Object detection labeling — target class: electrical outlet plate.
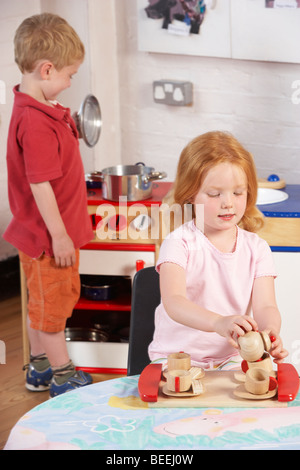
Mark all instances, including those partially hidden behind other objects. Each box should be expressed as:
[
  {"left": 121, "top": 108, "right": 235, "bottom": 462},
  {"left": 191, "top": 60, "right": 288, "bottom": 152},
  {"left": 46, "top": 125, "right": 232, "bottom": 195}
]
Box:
[{"left": 153, "top": 80, "right": 193, "bottom": 106}]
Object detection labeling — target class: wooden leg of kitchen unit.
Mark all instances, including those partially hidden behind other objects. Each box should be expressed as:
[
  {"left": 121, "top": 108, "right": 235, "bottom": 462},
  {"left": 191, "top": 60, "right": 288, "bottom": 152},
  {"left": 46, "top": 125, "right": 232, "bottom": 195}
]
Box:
[
  {"left": 20, "top": 263, "right": 30, "bottom": 370},
  {"left": 155, "top": 243, "right": 160, "bottom": 263}
]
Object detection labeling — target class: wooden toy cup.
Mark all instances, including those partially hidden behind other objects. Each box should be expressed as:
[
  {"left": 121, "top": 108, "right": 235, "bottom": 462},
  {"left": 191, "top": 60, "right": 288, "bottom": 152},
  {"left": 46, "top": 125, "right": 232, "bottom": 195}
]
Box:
[
  {"left": 167, "top": 370, "right": 192, "bottom": 392},
  {"left": 245, "top": 368, "right": 277, "bottom": 395},
  {"left": 247, "top": 352, "right": 273, "bottom": 373},
  {"left": 167, "top": 352, "right": 191, "bottom": 371}
]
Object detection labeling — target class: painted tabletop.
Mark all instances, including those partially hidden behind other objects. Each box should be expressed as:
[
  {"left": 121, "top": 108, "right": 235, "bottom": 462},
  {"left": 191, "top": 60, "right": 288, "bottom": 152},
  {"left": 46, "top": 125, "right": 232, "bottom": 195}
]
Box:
[{"left": 4, "top": 375, "right": 300, "bottom": 451}]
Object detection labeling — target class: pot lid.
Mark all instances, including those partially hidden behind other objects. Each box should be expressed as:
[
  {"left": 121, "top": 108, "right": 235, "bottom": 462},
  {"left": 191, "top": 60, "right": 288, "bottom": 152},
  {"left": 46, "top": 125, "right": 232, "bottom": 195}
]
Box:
[{"left": 75, "top": 94, "right": 102, "bottom": 148}]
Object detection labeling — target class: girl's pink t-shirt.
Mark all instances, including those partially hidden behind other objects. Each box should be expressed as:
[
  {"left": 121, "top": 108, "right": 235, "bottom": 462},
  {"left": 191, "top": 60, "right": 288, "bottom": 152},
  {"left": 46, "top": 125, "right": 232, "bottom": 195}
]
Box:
[{"left": 148, "top": 220, "right": 277, "bottom": 368}]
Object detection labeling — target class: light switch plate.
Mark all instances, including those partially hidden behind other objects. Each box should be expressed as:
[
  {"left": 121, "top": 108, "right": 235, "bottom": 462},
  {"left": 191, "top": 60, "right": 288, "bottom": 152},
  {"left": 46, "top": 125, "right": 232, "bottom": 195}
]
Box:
[{"left": 153, "top": 80, "right": 193, "bottom": 106}]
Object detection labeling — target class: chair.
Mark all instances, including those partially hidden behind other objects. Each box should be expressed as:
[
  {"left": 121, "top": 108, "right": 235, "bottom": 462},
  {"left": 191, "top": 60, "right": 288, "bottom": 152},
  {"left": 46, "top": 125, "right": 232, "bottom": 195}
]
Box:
[{"left": 127, "top": 266, "right": 161, "bottom": 376}]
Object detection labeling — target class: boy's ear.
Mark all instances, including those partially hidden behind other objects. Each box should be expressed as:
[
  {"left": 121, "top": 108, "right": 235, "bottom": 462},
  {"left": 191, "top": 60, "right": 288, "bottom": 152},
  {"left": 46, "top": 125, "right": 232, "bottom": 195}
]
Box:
[{"left": 39, "top": 61, "right": 54, "bottom": 80}]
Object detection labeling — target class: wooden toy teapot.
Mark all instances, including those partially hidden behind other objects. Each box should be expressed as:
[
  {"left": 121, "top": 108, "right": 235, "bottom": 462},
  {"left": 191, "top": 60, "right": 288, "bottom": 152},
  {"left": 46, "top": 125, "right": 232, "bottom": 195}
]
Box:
[{"left": 238, "top": 330, "right": 274, "bottom": 362}]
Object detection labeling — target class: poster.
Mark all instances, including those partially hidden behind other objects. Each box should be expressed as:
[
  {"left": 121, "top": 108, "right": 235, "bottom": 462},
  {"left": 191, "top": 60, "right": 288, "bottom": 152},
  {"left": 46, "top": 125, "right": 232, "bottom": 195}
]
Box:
[
  {"left": 144, "top": 0, "right": 211, "bottom": 36},
  {"left": 138, "top": 0, "right": 231, "bottom": 58},
  {"left": 265, "top": 0, "right": 300, "bottom": 7},
  {"left": 138, "top": 0, "right": 300, "bottom": 63}
]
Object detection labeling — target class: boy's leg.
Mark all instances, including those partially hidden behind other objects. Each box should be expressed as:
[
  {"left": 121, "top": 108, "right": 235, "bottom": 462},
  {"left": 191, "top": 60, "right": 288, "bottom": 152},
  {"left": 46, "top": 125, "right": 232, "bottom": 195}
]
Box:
[
  {"left": 24, "top": 322, "right": 53, "bottom": 391},
  {"left": 33, "top": 329, "right": 70, "bottom": 367},
  {"left": 20, "top": 250, "right": 92, "bottom": 396}
]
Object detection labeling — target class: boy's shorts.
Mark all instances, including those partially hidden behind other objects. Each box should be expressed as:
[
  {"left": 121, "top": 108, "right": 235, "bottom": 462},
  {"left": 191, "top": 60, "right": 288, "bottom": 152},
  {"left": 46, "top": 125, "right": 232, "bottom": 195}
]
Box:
[{"left": 19, "top": 250, "right": 81, "bottom": 333}]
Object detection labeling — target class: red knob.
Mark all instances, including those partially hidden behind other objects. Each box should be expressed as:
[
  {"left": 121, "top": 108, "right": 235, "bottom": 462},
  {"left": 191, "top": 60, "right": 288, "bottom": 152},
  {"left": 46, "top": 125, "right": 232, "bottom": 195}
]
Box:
[{"left": 136, "top": 260, "right": 145, "bottom": 271}]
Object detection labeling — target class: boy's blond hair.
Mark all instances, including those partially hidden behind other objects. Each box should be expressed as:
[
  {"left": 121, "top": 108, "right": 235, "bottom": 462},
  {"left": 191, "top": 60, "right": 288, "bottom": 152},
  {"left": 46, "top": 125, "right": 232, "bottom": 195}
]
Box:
[{"left": 14, "top": 13, "right": 85, "bottom": 73}]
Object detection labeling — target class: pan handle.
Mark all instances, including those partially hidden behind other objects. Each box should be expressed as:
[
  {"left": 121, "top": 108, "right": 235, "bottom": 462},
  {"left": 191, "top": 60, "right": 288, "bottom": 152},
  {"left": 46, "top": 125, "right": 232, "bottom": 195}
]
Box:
[
  {"left": 143, "top": 171, "right": 167, "bottom": 183},
  {"left": 86, "top": 171, "right": 104, "bottom": 182}
]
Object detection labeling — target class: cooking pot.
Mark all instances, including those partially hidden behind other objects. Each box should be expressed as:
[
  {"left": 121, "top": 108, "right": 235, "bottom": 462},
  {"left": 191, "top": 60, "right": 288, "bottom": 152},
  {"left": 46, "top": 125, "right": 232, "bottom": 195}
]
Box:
[
  {"left": 87, "top": 163, "right": 167, "bottom": 201},
  {"left": 81, "top": 275, "right": 119, "bottom": 301},
  {"left": 65, "top": 327, "right": 108, "bottom": 343}
]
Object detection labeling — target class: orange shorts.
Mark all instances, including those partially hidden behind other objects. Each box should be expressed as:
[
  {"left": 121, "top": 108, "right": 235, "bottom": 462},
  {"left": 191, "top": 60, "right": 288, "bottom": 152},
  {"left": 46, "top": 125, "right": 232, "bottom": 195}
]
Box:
[{"left": 19, "top": 250, "right": 80, "bottom": 333}]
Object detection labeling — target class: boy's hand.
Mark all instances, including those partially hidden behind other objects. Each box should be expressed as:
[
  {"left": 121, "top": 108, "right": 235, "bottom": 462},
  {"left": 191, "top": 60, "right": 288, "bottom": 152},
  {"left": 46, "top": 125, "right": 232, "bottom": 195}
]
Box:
[
  {"left": 214, "top": 315, "right": 258, "bottom": 348},
  {"left": 52, "top": 233, "right": 76, "bottom": 267}
]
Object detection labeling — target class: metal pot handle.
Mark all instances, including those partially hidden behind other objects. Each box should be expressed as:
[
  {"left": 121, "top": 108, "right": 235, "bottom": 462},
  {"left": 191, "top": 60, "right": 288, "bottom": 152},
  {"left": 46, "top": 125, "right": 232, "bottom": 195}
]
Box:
[
  {"left": 86, "top": 171, "right": 104, "bottom": 181},
  {"left": 143, "top": 171, "right": 167, "bottom": 183}
]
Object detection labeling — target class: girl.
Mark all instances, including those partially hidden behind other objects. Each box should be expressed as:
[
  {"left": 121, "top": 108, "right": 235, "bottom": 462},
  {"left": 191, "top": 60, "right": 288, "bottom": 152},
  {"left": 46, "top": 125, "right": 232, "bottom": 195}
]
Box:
[{"left": 148, "top": 131, "right": 288, "bottom": 370}]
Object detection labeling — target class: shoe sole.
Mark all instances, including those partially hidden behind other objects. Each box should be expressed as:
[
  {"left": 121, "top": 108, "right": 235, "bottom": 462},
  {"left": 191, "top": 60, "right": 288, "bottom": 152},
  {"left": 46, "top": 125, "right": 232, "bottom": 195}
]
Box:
[{"left": 25, "top": 383, "right": 50, "bottom": 392}]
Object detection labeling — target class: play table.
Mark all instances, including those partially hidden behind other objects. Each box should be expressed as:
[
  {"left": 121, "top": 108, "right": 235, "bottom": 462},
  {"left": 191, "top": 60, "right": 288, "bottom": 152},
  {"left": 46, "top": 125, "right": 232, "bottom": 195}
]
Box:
[{"left": 4, "top": 370, "right": 300, "bottom": 451}]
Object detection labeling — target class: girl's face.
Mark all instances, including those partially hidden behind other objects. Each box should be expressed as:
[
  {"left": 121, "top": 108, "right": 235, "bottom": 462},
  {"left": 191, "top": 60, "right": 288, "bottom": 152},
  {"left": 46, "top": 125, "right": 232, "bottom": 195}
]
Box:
[{"left": 193, "top": 162, "right": 248, "bottom": 235}]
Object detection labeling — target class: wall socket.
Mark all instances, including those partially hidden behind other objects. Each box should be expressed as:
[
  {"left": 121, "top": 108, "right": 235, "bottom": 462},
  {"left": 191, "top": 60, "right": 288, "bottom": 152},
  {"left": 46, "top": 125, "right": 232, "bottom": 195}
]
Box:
[{"left": 153, "top": 80, "right": 193, "bottom": 106}]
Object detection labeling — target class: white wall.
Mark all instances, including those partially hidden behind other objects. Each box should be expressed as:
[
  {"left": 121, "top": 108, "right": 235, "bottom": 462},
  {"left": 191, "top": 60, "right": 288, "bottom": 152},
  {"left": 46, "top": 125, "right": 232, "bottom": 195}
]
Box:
[
  {"left": 0, "top": 0, "right": 41, "bottom": 260},
  {"left": 1, "top": 0, "right": 300, "bottom": 260},
  {"left": 116, "top": 1, "right": 300, "bottom": 183}
]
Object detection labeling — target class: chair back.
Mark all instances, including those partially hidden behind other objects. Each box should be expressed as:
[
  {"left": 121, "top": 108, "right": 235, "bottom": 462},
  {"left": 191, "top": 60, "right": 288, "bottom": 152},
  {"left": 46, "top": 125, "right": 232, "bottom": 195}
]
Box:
[{"left": 127, "top": 266, "right": 160, "bottom": 376}]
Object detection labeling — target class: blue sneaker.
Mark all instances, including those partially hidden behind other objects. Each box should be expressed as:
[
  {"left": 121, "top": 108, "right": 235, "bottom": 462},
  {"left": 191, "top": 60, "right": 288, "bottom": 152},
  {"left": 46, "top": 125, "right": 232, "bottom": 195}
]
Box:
[
  {"left": 24, "top": 363, "right": 53, "bottom": 391},
  {"left": 49, "top": 370, "right": 92, "bottom": 398}
]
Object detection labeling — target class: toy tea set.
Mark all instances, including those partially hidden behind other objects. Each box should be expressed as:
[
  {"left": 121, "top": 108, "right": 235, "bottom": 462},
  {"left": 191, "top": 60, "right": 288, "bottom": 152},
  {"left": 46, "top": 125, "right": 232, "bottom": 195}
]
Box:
[{"left": 138, "top": 331, "right": 299, "bottom": 408}]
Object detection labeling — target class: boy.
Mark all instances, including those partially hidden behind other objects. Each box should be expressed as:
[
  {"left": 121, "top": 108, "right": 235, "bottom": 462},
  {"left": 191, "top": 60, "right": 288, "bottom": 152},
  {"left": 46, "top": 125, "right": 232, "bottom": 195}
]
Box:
[{"left": 3, "top": 13, "right": 94, "bottom": 397}]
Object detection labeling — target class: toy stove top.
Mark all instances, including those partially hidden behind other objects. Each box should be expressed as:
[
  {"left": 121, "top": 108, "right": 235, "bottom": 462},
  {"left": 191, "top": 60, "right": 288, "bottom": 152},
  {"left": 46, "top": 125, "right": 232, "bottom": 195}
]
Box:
[
  {"left": 87, "top": 182, "right": 173, "bottom": 206},
  {"left": 86, "top": 182, "right": 173, "bottom": 246}
]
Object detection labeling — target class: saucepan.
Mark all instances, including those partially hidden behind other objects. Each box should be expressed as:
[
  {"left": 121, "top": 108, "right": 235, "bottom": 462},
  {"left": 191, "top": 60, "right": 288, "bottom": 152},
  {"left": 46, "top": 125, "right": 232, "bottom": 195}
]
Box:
[
  {"left": 80, "top": 275, "right": 119, "bottom": 301},
  {"left": 87, "top": 163, "right": 167, "bottom": 201},
  {"left": 65, "top": 327, "right": 108, "bottom": 343}
]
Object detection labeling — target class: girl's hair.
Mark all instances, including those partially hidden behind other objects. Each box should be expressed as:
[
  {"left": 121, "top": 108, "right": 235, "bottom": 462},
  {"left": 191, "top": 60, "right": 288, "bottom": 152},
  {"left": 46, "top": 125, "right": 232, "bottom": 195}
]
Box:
[
  {"left": 173, "top": 131, "right": 264, "bottom": 232},
  {"left": 14, "top": 13, "right": 85, "bottom": 73}
]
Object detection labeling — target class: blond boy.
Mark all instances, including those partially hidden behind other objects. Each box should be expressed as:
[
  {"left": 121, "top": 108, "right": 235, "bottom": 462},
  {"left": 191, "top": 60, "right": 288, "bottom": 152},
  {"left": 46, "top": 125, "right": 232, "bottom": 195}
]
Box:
[{"left": 4, "top": 13, "right": 94, "bottom": 397}]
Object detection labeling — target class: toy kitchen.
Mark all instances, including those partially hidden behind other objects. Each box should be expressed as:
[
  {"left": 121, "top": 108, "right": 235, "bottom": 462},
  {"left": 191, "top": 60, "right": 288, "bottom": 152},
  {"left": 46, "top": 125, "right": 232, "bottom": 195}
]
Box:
[
  {"left": 65, "top": 171, "right": 172, "bottom": 374},
  {"left": 20, "top": 96, "right": 300, "bottom": 376}
]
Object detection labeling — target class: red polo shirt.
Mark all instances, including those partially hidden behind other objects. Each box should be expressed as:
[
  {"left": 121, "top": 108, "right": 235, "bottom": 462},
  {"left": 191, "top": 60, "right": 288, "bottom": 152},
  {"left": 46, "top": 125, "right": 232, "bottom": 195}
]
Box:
[{"left": 3, "top": 86, "right": 93, "bottom": 257}]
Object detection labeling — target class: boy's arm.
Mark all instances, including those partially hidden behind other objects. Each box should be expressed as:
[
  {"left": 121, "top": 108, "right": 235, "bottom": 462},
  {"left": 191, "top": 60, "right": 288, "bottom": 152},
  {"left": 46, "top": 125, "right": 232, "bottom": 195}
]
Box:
[{"left": 30, "top": 181, "right": 76, "bottom": 267}]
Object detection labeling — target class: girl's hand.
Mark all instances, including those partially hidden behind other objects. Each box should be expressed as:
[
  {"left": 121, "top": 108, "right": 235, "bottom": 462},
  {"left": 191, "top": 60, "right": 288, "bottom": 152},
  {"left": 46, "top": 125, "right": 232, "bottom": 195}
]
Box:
[
  {"left": 263, "top": 330, "right": 289, "bottom": 363},
  {"left": 214, "top": 315, "right": 258, "bottom": 348}
]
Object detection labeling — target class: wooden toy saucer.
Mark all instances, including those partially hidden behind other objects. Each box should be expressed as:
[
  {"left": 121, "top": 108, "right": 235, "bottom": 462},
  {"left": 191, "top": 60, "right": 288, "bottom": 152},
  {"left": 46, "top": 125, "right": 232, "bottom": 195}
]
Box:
[
  {"left": 162, "top": 366, "right": 205, "bottom": 380},
  {"left": 234, "top": 384, "right": 277, "bottom": 400},
  {"left": 162, "top": 380, "right": 204, "bottom": 398}
]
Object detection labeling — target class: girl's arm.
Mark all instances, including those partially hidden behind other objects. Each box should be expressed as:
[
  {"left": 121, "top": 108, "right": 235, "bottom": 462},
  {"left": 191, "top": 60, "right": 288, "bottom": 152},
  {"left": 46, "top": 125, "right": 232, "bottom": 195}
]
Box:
[
  {"left": 160, "top": 262, "right": 257, "bottom": 347},
  {"left": 30, "top": 181, "right": 76, "bottom": 267},
  {"left": 252, "top": 276, "right": 288, "bottom": 362}
]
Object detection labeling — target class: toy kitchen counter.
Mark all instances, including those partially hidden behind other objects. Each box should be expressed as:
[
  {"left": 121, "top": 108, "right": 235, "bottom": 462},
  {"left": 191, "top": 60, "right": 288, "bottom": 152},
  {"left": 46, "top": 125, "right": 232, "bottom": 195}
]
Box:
[
  {"left": 257, "top": 184, "right": 300, "bottom": 248},
  {"left": 256, "top": 184, "right": 300, "bottom": 375}
]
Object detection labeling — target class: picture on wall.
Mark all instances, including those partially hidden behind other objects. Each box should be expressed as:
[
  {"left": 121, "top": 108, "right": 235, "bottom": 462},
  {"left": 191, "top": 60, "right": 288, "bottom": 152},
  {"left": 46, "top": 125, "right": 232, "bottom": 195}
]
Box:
[
  {"left": 137, "top": 0, "right": 231, "bottom": 58},
  {"left": 144, "top": 0, "right": 208, "bottom": 36},
  {"left": 265, "top": 0, "right": 300, "bottom": 7},
  {"left": 138, "top": 0, "right": 300, "bottom": 63}
]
